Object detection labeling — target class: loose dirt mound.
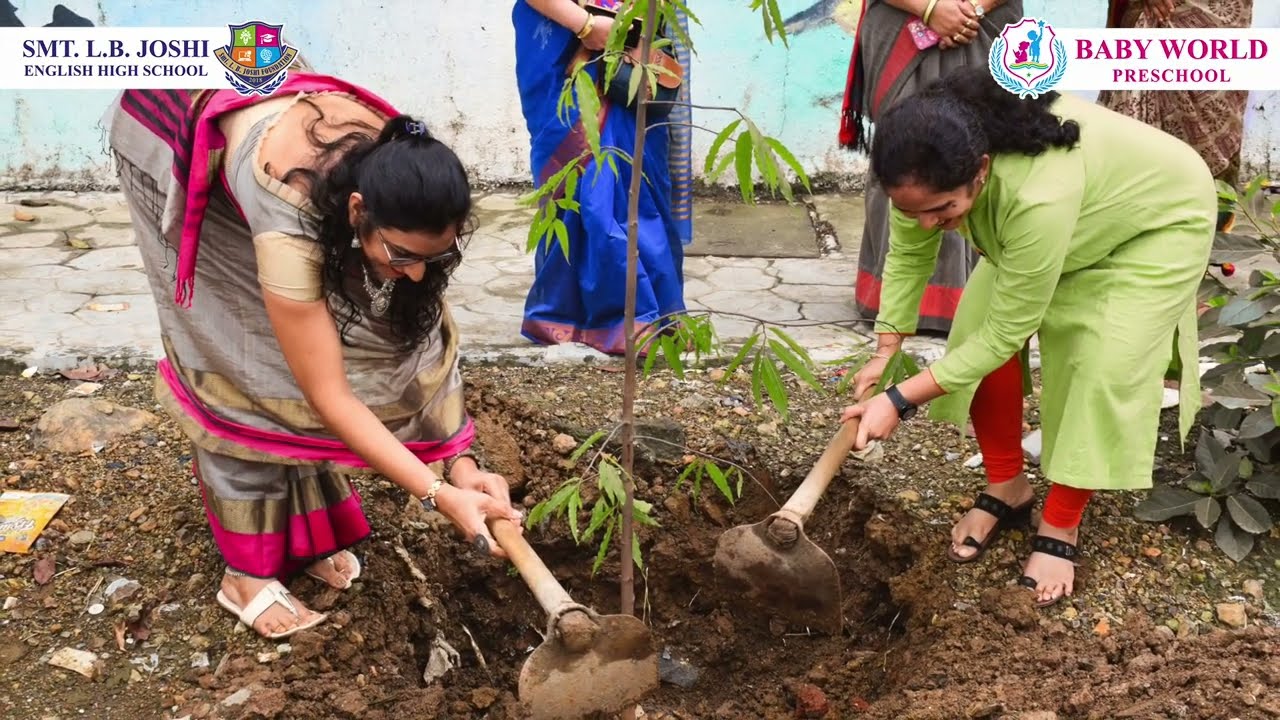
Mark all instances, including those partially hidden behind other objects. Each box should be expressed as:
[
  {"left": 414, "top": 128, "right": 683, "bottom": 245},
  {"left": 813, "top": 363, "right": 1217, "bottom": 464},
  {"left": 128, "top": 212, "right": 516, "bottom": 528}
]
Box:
[{"left": 0, "top": 367, "right": 1276, "bottom": 720}]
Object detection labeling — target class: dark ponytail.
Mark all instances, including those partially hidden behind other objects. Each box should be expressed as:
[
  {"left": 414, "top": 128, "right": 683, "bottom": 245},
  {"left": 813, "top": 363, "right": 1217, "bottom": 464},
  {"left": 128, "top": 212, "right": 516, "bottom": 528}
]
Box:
[
  {"left": 281, "top": 108, "right": 472, "bottom": 352},
  {"left": 871, "top": 66, "right": 1080, "bottom": 192}
]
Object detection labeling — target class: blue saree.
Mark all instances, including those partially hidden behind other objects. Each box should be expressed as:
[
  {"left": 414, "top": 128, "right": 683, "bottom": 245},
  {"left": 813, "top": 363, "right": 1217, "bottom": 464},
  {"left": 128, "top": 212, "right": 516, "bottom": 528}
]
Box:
[{"left": 512, "top": 0, "right": 688, "bottom": 355}]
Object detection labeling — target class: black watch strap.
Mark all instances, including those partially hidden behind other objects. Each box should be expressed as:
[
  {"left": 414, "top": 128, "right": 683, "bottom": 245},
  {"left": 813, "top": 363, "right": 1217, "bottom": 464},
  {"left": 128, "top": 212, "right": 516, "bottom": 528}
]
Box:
[{"left": 885, "top": 385, "right": 917, "bottom": 420}]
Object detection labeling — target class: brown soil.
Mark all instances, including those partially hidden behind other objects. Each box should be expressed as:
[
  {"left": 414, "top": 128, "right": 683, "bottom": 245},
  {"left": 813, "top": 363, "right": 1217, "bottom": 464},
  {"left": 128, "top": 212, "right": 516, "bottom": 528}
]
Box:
[{"left": 0, "top": 363, "right": 1277, "bottom": 720}]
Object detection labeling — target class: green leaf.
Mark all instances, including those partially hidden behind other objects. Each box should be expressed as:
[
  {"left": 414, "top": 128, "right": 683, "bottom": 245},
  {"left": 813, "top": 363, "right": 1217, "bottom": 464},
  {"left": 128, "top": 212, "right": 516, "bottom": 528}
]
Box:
[
  {"left": 674, "top": 459, "right": 699, "bottom": 491},
  {"left": 763, "top": 137, "right": 811, "bottom": 194},
  {"left": 705, "top": 462, "right": 734, "bottom": 505},
  {"left": 722, "top": 333, "right": 760, "bottom": 380},
  {"left": 733, "top": 132, "right": 755, "bottom": 204},
  {"left": 627, "top": 58, "right": 644, "bottom": 104},
  {"left": 553, "top": 219, "right": 570, "bottom": 260},
  {"left": 592, "top": 517, "right": 616, "bottom": 576},
  {"left": 573, "top": 71, "right": 602, "bottom": 159},
  {"left": 1194, "top": 431, "right": 1226, "bottom": 475},
  {"left": 547, "top": 481, "right": 580, "bottom": 514},
  {"left": 704, "top": 120, "right": 742, "bottom": 176},
  {"left": 567, "top": 490, "right": 582, "bottom": 542},
  {"left": 1207, "top": 378, "right": 1271, "bottom": 409},
  {"left": 1215, "top": 516, "right": 1255, "bottom": 562},
  {"left": 599, "top": 460, "right": 624, "bottom": 504},
  {"left": 1209, "top": 451, "right": 1243, "bottom": 494},
  {"left": 1216, "top": 296, "right": 1265, "bottom": 327},
  {"left": 569, "top": 430, "right": 607, "bottom": 463},
  {"left": 584, "top": 497, "right": 610, "bottom": 541},
  {"left": 750, "top": 351, "right": 765, "bottom": 408},
  {"left": 526, "top": 500, "right": 550, "bottom": 529},
  {"left": 759, "top": 356, "right": 790, "bottom": 420},
  {"left": 1243, "top": 175, "right": 1266, "bottom": 204},
  {"left": 767, "top": 339, "right": 823, "bottom": 394},
  {"left": 1194, "top": 496, "right": 1221, "bottom": 530},
  {"left": 1245, "top": 472, "right": 1280, "bottom": 499},
  {"left": 631, "top": 532, "right": 644, "bottom": 570},
  {"left": 1225, "top": 493, "right": 1273, "bottom": 534},
  {"left": 1134, "top": 485, "right": 1201, "bottom": 522},
  {"left": 660, "top": 335, "right": 686, "bottom": 379},
  {"left": 770, "top": 327, "right": 815, "bottom": 367},
  {"left": 766, "top": 0, "right": 789, "bottom": 47}
]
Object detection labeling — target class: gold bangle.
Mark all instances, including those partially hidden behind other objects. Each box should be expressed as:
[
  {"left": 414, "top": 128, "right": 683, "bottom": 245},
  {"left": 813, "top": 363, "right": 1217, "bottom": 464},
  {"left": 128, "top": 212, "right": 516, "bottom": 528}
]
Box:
[
  {"left": 922, "top": 0, "right": 940, "bottom": 25},
  {"left": 575, "top": 13, "right": 595, "bottom": 40}
]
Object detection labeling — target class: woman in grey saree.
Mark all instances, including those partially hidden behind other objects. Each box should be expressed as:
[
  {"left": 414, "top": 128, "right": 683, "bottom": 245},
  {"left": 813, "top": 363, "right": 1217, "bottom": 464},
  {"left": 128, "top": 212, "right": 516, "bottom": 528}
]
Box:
[{"left": 840, "top": 0, "right": 1023, "bottom": 333}]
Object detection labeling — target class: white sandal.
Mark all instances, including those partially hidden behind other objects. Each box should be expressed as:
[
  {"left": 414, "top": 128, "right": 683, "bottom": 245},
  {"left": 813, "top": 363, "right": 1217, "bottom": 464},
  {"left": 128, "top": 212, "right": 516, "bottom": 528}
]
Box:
[
  {"left": 304, "top": 550, "right": 362, "bottom": 590},
  {"left": 215, "top": 579, "right": 328, "bottom": 639}
]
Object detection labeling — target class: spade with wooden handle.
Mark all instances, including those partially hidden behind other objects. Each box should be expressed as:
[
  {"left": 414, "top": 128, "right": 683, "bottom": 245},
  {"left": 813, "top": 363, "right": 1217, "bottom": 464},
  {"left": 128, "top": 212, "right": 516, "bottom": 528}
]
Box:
[
  {"left": 479, "top": 518, "right": 659, "bottom": 720},
  {"left": 711, "top": 417, "right": 860, "bottom": 635}
]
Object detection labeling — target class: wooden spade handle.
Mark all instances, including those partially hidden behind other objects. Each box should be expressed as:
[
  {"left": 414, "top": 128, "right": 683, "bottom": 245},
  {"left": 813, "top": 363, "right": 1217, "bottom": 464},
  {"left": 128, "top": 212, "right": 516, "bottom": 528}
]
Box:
[
  {"left": 776, "top": 418, "right": 860, "bottom": 523},
  {"left": 488, "top": 518, "right": 574, "bottom": 616}
]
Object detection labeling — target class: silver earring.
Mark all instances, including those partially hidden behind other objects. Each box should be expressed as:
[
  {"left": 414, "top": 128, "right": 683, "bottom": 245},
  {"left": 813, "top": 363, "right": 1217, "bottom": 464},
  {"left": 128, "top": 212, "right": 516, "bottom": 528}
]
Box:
[{"left": 350, "top": 235, "right": 360, "bottom": 249}]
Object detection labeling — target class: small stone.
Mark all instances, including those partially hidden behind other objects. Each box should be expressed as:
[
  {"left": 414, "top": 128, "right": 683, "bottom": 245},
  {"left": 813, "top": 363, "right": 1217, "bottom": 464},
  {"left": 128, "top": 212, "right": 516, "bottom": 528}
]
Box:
[
  {"left": 47, "top": 648, "right": 101, "bottom": 679},
  {"left": 787, "top": 682, "right": 829, "bottom": 718},
  {"left": 896, "top": 490, "right": 922, "bottom": 504},
  {"left": 470, "top": 687, "right": 499, "bottom": 710},
  {"left": 966, "top": 702, "right": 1003, "bottom": 718},
  {"left": 1092, "top": 618, "right": 1111, "bottom": 637},
  {"left": 944, "top": 451, "right": 961, "bottom": 462},
  {"left": 1021, "top": 429, "right": 1042, "bottom": 464},
  {"left": 127, "top": 507, "right": 146, "bottom": 522},
  {"left": 708, "top": 368, "right": 726, "bottom": 381},
  {"left": 1142, "top": 547, "right": 1162, "bottom": 558},
  {"left": 1061, "top": 607, "right": 1078, "bottom": 621},
  {"left": 139, "top": 520, "right": 157, "bottom": 533},
  {"left": 1020, "top": 713, "right": 1059, "bottom": 720},
  {"left": 1215, "top": 602, "right": 1247, "bottom": 628},
  {"left": 551, "top": 434, "right": 577, "bottom": 455},
  {"left": 68, "top": 530, "right": 95, "bottom": 545},
  {"left": 1242, "top": 579, "right": 1264, "bottom": 602},
  {"left": 221, "top": 688, "right": 252, "bottom": 707},
  {"left": 964, "top": 453, "right": 984, "bottom": 469}
]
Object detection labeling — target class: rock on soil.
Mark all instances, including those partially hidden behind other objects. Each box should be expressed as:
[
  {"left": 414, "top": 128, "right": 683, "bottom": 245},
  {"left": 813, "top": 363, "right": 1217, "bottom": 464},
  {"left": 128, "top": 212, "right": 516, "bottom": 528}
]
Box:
[{"left": 34, "top": 398, "right": 156, "bottom": 452}]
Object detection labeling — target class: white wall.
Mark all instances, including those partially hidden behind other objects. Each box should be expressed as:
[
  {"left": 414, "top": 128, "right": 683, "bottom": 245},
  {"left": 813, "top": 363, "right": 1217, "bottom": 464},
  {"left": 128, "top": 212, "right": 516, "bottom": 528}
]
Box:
[{"left": 0, "top": 0, "right": 1273, "bottom": 189}]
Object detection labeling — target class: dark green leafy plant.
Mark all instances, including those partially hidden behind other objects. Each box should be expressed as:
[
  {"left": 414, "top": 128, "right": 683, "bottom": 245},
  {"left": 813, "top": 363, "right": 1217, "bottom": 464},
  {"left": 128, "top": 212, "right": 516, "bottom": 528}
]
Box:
[
  {"left": 1135, "top": 432, "right": 1279, "bottom": 561},
  {"left": 1135, "top": 174, "right": 1280, "bottom": 560}
]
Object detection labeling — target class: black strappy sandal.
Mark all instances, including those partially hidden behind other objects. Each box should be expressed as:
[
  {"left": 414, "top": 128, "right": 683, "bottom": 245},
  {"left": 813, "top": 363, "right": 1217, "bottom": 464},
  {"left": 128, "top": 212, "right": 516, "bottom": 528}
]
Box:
[
  {"left": 1018, "top": 534, "right": 1079, "bottom": 608},
  {"left": 946, "top": 492, "right": 1035, "bottom": 564}
]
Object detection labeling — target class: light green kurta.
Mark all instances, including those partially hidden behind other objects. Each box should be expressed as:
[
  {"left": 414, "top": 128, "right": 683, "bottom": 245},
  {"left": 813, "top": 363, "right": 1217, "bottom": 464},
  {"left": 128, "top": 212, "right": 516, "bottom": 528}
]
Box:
[{"left": 877, "top": 92, "right": 1216, "bottom": 490}]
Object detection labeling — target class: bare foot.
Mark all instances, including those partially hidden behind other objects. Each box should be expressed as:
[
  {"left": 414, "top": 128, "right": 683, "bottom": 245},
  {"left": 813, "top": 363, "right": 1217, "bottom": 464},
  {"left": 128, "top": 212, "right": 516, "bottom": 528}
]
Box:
[
  {"left": 220, "top": 573, "right": 323, "bottom": 637},
  {"left": 1021, "top": 522, "right": 1078, "bottom": 606},
  {"left": 949, "top": 473, "right": 1035, "bottom": 561},
  {"left": 306, "top": 551, "right": 359, "bottom": 590}
]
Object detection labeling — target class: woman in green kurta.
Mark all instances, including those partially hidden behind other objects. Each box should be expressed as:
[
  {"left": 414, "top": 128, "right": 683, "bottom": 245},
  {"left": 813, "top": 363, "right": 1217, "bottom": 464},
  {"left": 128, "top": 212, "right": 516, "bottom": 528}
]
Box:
[{"left": 842, "top": 67, "right": 1214, "bottom": 606}]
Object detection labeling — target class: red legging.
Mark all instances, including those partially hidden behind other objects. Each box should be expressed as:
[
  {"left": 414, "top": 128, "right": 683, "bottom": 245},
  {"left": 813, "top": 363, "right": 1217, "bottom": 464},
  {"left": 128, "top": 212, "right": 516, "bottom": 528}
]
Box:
[{"left": 970, "top": 356, "right": 1093, "bottom": 530}]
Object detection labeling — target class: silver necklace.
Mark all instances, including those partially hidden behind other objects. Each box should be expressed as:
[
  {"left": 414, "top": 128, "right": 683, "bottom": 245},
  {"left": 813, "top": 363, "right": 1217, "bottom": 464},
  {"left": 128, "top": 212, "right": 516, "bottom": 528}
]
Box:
[{"left": 361, "top": 264, "right": 395, "bottom": 318}]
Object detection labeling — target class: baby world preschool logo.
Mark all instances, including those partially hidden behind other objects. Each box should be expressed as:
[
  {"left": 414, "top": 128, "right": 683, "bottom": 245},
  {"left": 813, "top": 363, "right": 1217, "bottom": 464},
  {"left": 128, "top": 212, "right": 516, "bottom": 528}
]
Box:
[
  {"left": 212, "top": 21, "right": 298, "bottom": 96},
  {"left": 989, "top": 18, "right": 1067, "bottom": 98}
]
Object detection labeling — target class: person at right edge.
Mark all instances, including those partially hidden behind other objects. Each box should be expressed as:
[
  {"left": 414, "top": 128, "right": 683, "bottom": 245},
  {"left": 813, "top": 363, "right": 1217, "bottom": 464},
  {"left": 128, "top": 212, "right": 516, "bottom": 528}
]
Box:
[
  {"left": 840, "top": 0, "right": 1023, "bottom": 334},
  {"left": 841, "top": 67, "right": 1214, "bottom": 608}
]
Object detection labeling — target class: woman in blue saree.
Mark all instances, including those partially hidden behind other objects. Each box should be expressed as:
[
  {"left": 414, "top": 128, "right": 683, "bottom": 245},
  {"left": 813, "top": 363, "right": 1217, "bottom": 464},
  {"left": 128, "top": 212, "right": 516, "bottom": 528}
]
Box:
[{"left": 512, "top": 0, "right": 688, "bottom": 355}]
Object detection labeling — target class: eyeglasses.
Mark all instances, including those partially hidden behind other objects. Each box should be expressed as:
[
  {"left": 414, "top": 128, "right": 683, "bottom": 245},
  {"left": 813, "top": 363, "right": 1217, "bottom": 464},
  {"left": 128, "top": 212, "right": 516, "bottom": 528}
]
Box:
[{"left": 376, "top": 227, "right": 463, "bottom": 267}]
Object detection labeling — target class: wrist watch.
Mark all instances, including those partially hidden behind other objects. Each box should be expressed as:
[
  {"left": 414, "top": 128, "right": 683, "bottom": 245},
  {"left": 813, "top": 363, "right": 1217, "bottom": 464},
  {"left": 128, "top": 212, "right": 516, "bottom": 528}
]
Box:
[
  {"left": 885, "top": 385, "right": 918, "bottom": 421},
  {"left": 418, "top": 478, "right": 444, "bottom": 512},
  {"left": 969, "top": 0, "right": 985, "bottom": 19}
]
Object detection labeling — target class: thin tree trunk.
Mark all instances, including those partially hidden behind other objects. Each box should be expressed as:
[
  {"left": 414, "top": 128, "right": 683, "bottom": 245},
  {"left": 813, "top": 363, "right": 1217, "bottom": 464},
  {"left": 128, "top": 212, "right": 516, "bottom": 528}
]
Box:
[{"left": 620, "top": 0, "right": 660, "bottom": 621}]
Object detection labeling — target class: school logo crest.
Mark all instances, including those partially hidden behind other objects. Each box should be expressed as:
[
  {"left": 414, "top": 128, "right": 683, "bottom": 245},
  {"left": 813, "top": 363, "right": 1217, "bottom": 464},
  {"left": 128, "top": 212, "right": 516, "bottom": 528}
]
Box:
[
  {"left": 213, "top": 21, "right": 299, "bottom": 96},
  {"left": 989, "top": 18, "right": 1067, "bottom": 98}
]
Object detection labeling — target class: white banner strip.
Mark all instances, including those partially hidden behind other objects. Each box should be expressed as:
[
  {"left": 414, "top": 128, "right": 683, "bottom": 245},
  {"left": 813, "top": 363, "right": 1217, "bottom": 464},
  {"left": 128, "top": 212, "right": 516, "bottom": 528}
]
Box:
[
  {"left": 0, "top": 27, "right": 293, "bottom": 91},
  {"left": 1051, "top": 28, "right": 1280, "bottom": 91}
]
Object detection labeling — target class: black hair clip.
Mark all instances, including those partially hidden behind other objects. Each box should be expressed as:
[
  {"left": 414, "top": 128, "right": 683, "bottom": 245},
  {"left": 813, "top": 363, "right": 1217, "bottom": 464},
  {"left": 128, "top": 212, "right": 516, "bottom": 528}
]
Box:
[{"left": 404, "top": 120, "right": 428, "bottom": 137}]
